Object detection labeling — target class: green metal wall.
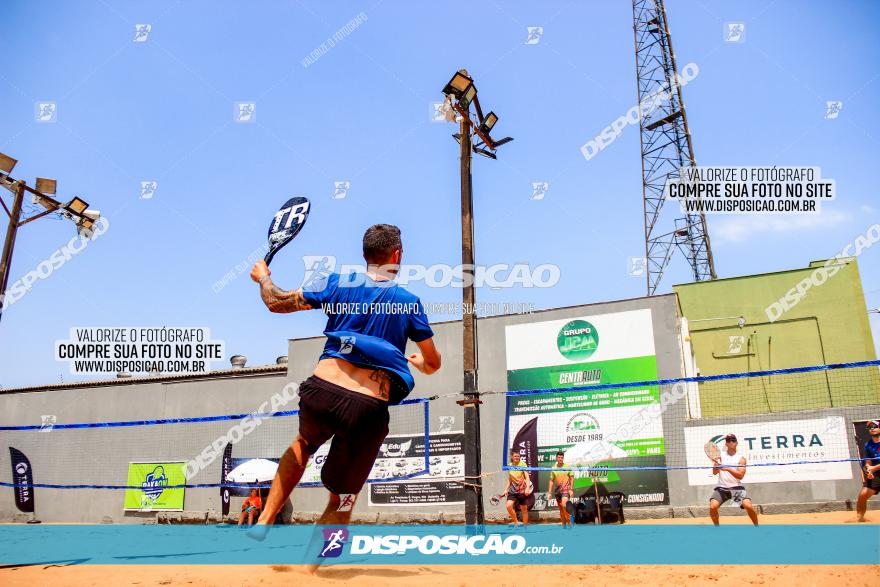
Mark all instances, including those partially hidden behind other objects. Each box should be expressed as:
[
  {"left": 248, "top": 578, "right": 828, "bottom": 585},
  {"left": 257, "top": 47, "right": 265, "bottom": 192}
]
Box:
[{"left": 674, "top": 258, "right": 880, "bottom": 417}]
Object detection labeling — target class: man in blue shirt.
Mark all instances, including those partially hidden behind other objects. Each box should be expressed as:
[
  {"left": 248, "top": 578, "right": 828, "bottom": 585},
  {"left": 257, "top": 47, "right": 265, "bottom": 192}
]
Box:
[
  {"left": 856, "top": 419, "right": 880, "bottom": 522},
  {"left": 248, "top": 224, "right": 441, "bottom": 530}
]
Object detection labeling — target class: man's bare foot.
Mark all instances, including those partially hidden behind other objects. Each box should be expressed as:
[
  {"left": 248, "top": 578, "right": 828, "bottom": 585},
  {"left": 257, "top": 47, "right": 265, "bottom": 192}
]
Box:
[
  {"left": 845, "top": 516, "right": 868, "bottom": 523},
  {"left": 246, "top": 523, "right": 271, "bottom": 541}
]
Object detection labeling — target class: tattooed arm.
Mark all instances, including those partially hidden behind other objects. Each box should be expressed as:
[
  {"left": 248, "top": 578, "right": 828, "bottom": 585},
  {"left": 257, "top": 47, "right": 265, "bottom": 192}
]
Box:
[
  {"left": 259, "top": 277, "right": 313, "bottom": 314},
  {"left": 251, "top": 260, "right": 314, "bottom": 314}
]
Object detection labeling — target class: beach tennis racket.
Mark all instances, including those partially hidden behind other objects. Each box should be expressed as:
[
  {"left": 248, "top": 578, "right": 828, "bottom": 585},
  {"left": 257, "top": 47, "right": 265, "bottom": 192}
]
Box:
[
  {"left": 704, "top": 441, "right": 721, "bottom": 463},
  {"left": 264, "top": 196, "right": 310, "bottom": 266},
  {"left": 489, "top": 493, "right": 507, "bottom": 506}
]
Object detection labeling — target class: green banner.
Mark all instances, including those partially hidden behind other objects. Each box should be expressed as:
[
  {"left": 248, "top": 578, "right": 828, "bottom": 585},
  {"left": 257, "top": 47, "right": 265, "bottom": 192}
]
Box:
[
  {"left": 507, "top": 355, "right": 659, "bottom": 393},
  {"left": 123, "top": 462, "right": 186, "bottom": 511},
  {"left": 508, "top": 383, "right": 661, "bottom": 416},
  {"left": 505, "top": 311, "right": 670, "bottom": 506}
]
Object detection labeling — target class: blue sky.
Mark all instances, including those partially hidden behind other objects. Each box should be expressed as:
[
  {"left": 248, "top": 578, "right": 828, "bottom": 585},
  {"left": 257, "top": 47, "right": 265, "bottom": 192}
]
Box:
[{"left": 1, "top": 0, "right": 878, "bottom": 389}]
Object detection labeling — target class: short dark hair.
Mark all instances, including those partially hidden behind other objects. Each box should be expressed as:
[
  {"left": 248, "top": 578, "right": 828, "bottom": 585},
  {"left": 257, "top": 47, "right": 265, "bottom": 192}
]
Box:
[
  {"left": 510, "top": 449, "right": 520, "bottom": 457},
  {"left": 556, "top": 451, "right": 565, "bottom": 457},
  {"left": 363, "top": 224, "right": 402, "bottom": 264}
]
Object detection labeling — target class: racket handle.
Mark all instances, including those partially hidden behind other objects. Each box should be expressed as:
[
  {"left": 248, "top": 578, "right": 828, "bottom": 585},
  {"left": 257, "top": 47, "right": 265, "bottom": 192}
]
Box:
[{"left": 263, "top": 249, "right": 276, "bottom": 266}]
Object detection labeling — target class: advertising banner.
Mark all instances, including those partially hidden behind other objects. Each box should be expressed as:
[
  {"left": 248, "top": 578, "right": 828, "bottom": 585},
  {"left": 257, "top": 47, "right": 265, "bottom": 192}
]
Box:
[
  {"left": 123, "top": 462, "right": 186, "bottom": 511},
  {"left": 221, "top": 443, "right": 232, "bottom": 516},
  {"left": 368, "top": 432, "right": 464, "bottom": 506},
  {"left": 683, "top": 417, "right": 852, "bottom": 485},
  {"left": 8, "top": 447, "right": 35, "bottom": 513},
  {"left": 505, "top": 309, "right": 670, "bottom": 506}
]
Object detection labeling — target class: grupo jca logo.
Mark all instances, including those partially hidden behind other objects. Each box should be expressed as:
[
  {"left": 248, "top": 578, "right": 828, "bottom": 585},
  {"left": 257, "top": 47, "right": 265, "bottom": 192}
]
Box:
[
  {"left": 566, "top": 413, "right": 601, "bottom": 444},
  {"left": 567, "top": 413, "right": 599, "bottom": 433},
  {"left": 557, "top": 319, "right": 598, "bottom": 361}
]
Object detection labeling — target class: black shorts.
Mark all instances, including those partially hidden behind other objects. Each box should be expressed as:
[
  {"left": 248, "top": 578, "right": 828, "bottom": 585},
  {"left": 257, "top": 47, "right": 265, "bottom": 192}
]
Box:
[
  {"left": 507, "top": 492, "right": 528, "bottom": 507},
  {"left": 711, "top": 486, "right": 749, "bottom": 508},
  {"left": 297, "top": 375, "right": 390, "bottom": 495},
  {"left": 864, "top": 476, "right": 880, "bottom": 493},
  {"left": 555, "top": 490, "right": 571, "bottom": 503}
]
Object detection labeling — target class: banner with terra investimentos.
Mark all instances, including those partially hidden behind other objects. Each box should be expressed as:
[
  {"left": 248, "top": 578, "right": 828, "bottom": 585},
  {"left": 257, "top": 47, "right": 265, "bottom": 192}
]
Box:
[
  {"left": 123, "top": 462, "right": 186, "bottom": 511},
  {"left": 505, "top": 308, "right": 670, "bottom": 507}
]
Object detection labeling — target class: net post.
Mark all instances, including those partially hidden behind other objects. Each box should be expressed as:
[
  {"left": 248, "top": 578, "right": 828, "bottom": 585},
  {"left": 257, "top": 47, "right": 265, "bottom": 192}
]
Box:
[{"left": 459, "top": 370, "right": 484, "bottom": 525}]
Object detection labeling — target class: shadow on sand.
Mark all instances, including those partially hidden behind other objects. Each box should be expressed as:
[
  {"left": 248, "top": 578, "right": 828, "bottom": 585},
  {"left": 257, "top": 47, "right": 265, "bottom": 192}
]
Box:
[{"left": 312, "top": 566, "right": 446, "bottom": 580}]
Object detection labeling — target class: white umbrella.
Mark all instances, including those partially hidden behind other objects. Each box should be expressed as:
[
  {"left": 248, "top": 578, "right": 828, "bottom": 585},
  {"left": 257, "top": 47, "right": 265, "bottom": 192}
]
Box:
[
  {"left": 564, "top": 440, "right": 630, "bottom": 524},
  {"left": 226, "top": 459, "right": 278, "bottom": 483}
]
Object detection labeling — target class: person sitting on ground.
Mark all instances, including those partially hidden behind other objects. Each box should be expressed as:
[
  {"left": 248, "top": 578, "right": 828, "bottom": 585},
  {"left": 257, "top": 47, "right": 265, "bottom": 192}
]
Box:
[{"left": 238, "top": 488, "right": 262, "bottom": 527}]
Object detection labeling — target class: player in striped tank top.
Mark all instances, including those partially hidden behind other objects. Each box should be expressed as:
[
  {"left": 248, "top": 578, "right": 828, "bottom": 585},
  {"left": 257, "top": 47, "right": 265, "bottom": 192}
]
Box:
[
  {"left": 548, "top": 451, "right": 574, "bottom": 526},
  {"left": 506, "top": 450, "right": 532, "bottom": 526}
]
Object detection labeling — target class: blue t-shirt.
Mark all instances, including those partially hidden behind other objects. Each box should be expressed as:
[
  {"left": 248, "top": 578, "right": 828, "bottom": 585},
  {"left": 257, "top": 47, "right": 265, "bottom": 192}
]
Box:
[
  {"left": 301, "top": 271, "right": 434, "bottom": 405},
  {"left": 865, "top": 439, "right": 880, "bottom": 467}
]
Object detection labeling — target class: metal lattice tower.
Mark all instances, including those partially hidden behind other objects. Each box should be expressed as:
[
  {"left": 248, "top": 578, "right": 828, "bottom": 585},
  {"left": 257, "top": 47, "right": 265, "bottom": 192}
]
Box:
[{"left": 632, "top": 0, "right": 716, "bottom": 295}]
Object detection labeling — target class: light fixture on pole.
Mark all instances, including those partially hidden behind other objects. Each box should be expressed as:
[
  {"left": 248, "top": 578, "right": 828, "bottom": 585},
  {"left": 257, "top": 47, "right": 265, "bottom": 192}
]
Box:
[
  {"left": 76, "top": 209, "right": 101, "bottom": 237},
  {"left": 478, "top": 112, "right": 497, "bottom": 135},
  {"left": 442, "top": 70, "right": 474, "bottom": 100},
  {"left": 0, "top": 154, "right": 17, "bottom": 192},
  {"left": 0, "top": 150, "right": 102, "bottom": 326},
  {"left": 33, "top": 178, "right": 59, "bottom": 211},
  {"left": 66, "top": 197, "right": 89, "bottom": 215},
  {"left": 35, "top": 178, "right": 57, "bottom": 195},
  {"left": 459, "top": 85, "right": 477, "bottom": 109},
  {"left": 0, "top": 153, "right": 16, "bottom": 174}
]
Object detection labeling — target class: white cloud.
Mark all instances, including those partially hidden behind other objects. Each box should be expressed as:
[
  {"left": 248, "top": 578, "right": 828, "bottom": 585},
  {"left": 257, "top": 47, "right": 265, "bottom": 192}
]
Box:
[
  {"left": 710, "top": 210, "right": 851, "bottom": 244},
  {"left": 861, "top": 204, "right": 876, "bottom": 215}
]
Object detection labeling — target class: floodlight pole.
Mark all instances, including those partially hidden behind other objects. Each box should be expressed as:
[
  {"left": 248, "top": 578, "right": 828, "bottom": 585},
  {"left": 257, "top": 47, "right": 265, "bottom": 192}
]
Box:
[
  {"left": 0, "top": 166, "right": 97, "bottom": 327},
  {"left": 0, "top": 181, "right": 25, "bottom": 326},
  {"left": 442, "top": 70, "right": 511, "bottom": 526},
  {"left": 458, "top": 114, "right": 485, "bottom": 526}
]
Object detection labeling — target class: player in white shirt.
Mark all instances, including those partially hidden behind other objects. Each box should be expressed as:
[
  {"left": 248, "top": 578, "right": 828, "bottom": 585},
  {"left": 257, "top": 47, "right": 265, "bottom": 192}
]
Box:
[{"left": 709, "top": 434, "right": 759, "bottom": 526}]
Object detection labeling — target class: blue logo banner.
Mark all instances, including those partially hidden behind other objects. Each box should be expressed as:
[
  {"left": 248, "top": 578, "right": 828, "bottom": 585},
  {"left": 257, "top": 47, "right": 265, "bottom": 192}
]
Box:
[{"left": 1, "top": 524, "right": 877, "bottom": 565}]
